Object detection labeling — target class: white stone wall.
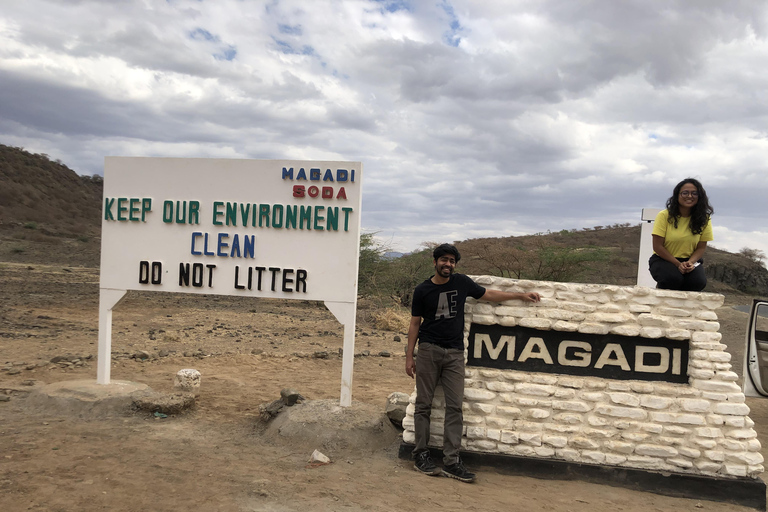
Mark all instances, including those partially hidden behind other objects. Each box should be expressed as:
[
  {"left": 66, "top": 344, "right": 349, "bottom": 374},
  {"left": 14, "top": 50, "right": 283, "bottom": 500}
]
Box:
[{"left": 402, "top": 277, "right": 764, "bottom": 479}]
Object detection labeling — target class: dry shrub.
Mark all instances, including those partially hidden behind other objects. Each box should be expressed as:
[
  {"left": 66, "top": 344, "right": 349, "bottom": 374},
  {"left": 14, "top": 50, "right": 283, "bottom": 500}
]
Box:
[{"left": 371, "top": 306, "right": 410, "bottom": 333}]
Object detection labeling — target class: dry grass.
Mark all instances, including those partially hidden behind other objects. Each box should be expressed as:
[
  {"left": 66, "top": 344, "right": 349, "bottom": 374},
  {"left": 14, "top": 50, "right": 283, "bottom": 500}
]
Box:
[{"left": 371, "top": 306, "right": 410, "bottom": 333}]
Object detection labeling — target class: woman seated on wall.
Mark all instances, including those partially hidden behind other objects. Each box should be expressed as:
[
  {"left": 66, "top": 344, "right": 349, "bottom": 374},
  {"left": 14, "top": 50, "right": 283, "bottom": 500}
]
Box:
[{"left": 649, "top": 178, "right": 714, "bottom": 291}]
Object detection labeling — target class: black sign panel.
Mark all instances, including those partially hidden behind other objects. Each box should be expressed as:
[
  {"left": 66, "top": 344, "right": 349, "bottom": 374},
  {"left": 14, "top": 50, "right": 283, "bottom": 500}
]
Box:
[{"left": 467, "top": 324, "right": 689, "bottom": 383}]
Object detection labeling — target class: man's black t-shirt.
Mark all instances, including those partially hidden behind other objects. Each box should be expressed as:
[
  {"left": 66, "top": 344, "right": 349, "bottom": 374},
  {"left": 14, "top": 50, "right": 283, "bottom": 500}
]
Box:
[{"left": 411, "top": 274, "right": 486, "bottom": 350}]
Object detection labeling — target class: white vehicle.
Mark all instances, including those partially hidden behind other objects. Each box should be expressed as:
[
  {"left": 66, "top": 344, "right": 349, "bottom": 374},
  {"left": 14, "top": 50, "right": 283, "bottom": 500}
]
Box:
[{"left": 743, "top": 299, "right": 768, "bottom": 397}]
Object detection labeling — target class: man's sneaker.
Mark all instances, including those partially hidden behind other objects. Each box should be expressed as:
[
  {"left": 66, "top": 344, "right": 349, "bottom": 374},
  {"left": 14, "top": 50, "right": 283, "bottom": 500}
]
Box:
[
  {"left": 413, "top": 451, "right": 441, "bottom": 476},
  {"left": 442, "top": 459, "right": 476, "bottom": 483}
]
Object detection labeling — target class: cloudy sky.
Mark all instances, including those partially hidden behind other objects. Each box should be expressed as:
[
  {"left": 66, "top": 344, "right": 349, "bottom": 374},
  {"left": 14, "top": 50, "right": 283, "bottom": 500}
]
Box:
[{"left": 1, "top": 0, "right": 767, "bottom": 261}]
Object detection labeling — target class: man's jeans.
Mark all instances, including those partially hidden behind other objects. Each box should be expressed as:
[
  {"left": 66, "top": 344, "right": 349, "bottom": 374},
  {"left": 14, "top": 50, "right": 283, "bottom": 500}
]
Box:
[{"left": 413, "top": 342, "right": 465, "bottom": 465}]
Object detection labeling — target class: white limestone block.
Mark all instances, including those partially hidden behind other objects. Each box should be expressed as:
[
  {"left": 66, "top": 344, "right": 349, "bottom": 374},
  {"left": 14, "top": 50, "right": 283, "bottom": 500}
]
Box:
[
  {"left": 469, "top": 403, "right": 495, "bottom": 415},
  {"left": 582, "top": 451, "right": 607, "bottom": 463},
  {"left": 635, "top": 444, "right": 678, "bottom": 457},
  {"left": 498, "top": 316, "right": 517, "bottom": 327},
  {"left": 679, "top": 399, "right": 711, "bottom": 413},
  {"left": 691, "top": 331, "right": 722, "bottom": 343},
  {"left": 472, "top": 303, "right": 495, "bottom": 315},
  {"left": 552, "top": 320, "right": 579, "bottom": 331},
  {"left": 610, "top": 324, "right": 642, "bottom": 336},
  {"left": 665, "top": 329, "right": 691, "bottom": 340},
  {"left": 588, "top": 416, "right": 610, "bottom": 427},
  {"left": 561, "top": 302, "right": 597, "bottom": 313},
  {"left": 542, "top": 435, "right": 568, "bottom": 448},
  {"left": 690, "top": 379, "right": 742, "bottom": 393},
  {"left": 586, "top": 312, "right": 634, "bottom": 323},
  {"left": 174, "top": 368, "right": 201, "bottom": 396},
  {"left": 596, "top": 303, "right": 622, "bottom": 313},
  {"left": 485, "top": 381, "right": 516, "bottom": 392},
  {"left": 530, "top": 374, "right": 559, "bottom": 385},
  {"left": 495, "top": 406, "right": 522, "bottom": 418},
  {"left": 621, "top": 432, "right": 649, "bottom": 442},
  {"left": 629, "top": 382, "right": 654, "bottom": 394},
  {"left": 577, "top": 323, "right": 611, "bottom": 335},
  {"left": 721, "top": 439, "right": 746, "bottom": 451},
  {"left": 545, "top": 424, "right": 581, "bottom": 433},
  {"left": 494, "top": 306, "right": 532, "bottom": 318},
  {"left": 695, "top": 427, "right": 724, "bottom": 438},
  {"left": 472, "top": 314, "right": 496, "bottom": 325},
  {"left": 696, "top": 310, "right": 719, "bottom": 320},
  {"left": 689, "top": 369, "right": 715, "bottom": 379},
  {"left": 668, "top": 458, "right": 694, "bottom": 468},
  {"left": 608, "top": 392, "right": 641, "bottom": 407},
  {"left": 466, "top": 426, "right": 486, "bottom": 439},
  {"left": 468, "top": 439, "right": 498, "bottom": 451},
  {"left": 487, "top": 428, "right": 502, "bottom": 441},
  {"left": 639, "top": 422, "right": 663, "bottom": 434},
  {"left": 656, "top": 307, "right": 691, "bottom": 317},
  {"left": 727, "top": 429, "right": 758, "bottom": 440},
  {"left": 517, "top": 397, "right": 552, "bottom": 408},
  {"left": 693, "top": 438, "right": 718, "bottom": 449},
  {"left": 713, "top": 402, "right": 750, "bottom": 416},
  {"left": 649, "top": 412, "right": 706, "bottom": 425},
  {"left": 403, "top": 430, "right": 415, "bottom": 444},
  {"left": 694, "top": 460, "right": 722, "bottom": 474},
  {"left": 663, "top": 425, "right": 691, "bottom": 435},
  {"left": 552, "top": 400, "right": 592, "bottom": 412},
  {"left": 639, "top": 395, "right": 673, "bottom": 410},
  {"left": 519, "top": 432, "right": 542, "bottom": 446},
  {"left": 552, "top": 413, "right": 583, "bottom": 424},
  {"left": 637, "top": 314, "right": 671, "bottom": 327},
  {"left": 724, "top": 392, "right": 745, "bottom": 403},
  {"left": 514, "top": 445, "right": 536, "bottom": 456},
  {"left": 571, "top": 437, "right": 601, "bottom": 449},
  {"left": 537, "top": 309, "right": 586, "bottom": 321},
  {"left": 604, "top": 440, "right": 634, "bottom": 454},
  {"left": 723, "top": 464, "right": 748, "bottom": 477},
  {"left": 625, "top": 455, "right": 665, "bottom": 470},
  {"left": 557, "top": 376, "right": 584, "bottom": 388},
  {"left": 555, "top": 448, "right": 581, "bottom": 461},
  {"left": 516, "top": 383, "right": 556, "bottom": 397},
  {"left": 629, "top": 304, "right": 652, "bottom": 313},
  {"left": 676, "top": 319, "right": 720, "bottom": 332},
  {"left": 500, "top": 430, "right": 519, "bottom": 444},
  {"left": 464, "top": 388, "right": 496, "bottom": 401},
  {"left": 527, "top": 409, "right": 551, "bottom": 419},
  {"left": 677, "top": 446, "right": 701, "bottom": 458},
  {"left": 519, "top": 317, "right": 552, "bottom": 330},
  {"left": 579, "top": 391, "right": 607, "bottom": 402},
  {"left": 534, "top": 446, "right": 556, "bottom": 457},
  {"left": 640, "top": 327, "right": 664, "bottom": 338}
]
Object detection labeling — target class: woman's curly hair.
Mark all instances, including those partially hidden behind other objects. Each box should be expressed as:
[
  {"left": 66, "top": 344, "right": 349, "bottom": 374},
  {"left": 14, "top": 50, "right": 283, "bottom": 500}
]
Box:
[{"left": 665, "top": 178, "right": 714, "bottom": 234}]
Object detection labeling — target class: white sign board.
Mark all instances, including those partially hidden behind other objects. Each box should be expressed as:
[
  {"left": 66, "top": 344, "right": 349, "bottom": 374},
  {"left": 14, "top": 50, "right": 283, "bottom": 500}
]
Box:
[
  {"left": 98, "top": 157, "right": 363, "bottom": 405},
  {"left": 101, "top": 157, "right": 361, "bottom": 301}
]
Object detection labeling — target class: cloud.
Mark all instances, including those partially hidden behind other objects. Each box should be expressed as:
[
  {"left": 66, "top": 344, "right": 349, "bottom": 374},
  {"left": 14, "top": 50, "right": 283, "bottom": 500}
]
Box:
[{"left": 1, "top": 0, "right": 767, "bottom": 264}]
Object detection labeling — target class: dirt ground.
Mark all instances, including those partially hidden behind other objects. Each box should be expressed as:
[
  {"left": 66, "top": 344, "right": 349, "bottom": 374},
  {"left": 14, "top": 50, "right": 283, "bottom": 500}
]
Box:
[{"left": 1, "top": 262, "right": 767, "bottom": 512}]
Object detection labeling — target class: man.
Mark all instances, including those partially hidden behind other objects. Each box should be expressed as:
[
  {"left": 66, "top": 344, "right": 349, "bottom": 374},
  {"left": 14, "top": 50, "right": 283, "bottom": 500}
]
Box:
[{"left": 405, "top": 244, "right": 541, "bottom": 483}]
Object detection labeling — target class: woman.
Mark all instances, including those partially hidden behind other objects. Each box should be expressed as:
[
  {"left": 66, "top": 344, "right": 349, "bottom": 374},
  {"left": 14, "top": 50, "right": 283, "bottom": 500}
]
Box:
[{"left": 649, "top": 178, "right": 714, "bottom": 291}]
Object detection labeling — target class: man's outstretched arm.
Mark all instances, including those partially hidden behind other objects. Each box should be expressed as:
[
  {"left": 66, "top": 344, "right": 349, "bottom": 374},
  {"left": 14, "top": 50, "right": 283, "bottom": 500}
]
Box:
[{"left": 481, "top": 289, "right": 541, "bottom": 303}]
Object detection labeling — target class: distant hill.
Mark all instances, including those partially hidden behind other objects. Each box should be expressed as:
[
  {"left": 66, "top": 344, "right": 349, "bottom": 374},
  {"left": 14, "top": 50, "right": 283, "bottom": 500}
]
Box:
[
  {"left": 1, "top": 143, "right": 766, "bottom": 295},
  {"left": 0, "top": 144, "right": 102, "bottom": 266}
]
